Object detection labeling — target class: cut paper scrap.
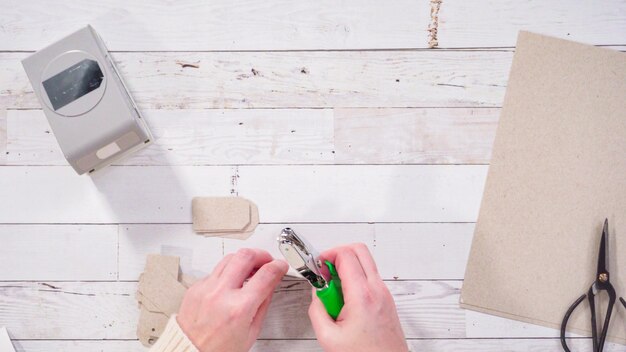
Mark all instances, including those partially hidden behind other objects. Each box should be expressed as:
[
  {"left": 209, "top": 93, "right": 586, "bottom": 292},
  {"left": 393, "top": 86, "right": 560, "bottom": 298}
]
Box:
[
  {"left": 460, "top": 31, "right": 626, "bottom": 343},
  {"left": 137, "top": 254, "right": 196, "bottom": 347},
  {"left": 192, "top": 197, "right": 259, "bottom": 240}
]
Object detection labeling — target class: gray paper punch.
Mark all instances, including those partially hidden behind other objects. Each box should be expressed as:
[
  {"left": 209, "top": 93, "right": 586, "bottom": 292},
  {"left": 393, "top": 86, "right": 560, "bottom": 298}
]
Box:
[{"left": 22, "top": 25, "right": 152, "bottom": 175}]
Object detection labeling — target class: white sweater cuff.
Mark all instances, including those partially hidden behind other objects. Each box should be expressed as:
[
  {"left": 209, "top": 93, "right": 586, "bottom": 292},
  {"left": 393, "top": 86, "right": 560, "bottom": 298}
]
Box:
[{"left": 148, "top": 315, "right": 199, "bottom": 352}]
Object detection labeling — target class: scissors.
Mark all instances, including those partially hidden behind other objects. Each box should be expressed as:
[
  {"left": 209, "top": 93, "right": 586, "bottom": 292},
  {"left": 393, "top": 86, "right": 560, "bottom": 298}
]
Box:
[{"left": 560, "top": 219, "right": 626, "bottom": 352}]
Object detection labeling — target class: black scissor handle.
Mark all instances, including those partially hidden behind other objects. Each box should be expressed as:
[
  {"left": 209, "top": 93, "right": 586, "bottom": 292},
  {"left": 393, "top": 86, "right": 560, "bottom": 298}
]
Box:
[
  {"left": 561, "top": 289, "right": 623, "bottom": 352},
  {"left": 561, "top": 293, "right": 586, "bottom": 352},
  {"left": 588, "top": 284, "right": 616, "bottom": 352}
]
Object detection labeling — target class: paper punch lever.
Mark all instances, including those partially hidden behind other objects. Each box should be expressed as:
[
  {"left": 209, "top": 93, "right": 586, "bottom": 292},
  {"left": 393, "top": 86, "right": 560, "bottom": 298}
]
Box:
[{"left": 277, "top": 228, "right": 344, "bottom": 319}]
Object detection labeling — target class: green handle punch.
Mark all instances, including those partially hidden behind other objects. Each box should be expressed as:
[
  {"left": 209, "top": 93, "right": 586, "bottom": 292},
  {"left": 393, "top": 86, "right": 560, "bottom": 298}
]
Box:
[
  {"left": 277, "top": 228, "right": 345, "bottom": 320},
  {"left": 316, "top": 261, "right": 344, "bottom": 319}
]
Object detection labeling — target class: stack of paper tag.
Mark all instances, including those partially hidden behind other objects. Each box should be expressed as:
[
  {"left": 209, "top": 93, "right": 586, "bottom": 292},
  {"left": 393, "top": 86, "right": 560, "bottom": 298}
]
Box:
[
  {"left": 192, "top": 197, "right": 259, "bottom": 240},
  {"left": 136, "top": 254, "right": 198, "bottom": 347}
]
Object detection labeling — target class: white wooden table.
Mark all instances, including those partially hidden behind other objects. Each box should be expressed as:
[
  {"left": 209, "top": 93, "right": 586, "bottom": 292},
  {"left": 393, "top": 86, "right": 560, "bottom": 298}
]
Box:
[{"left": 1, "top": 1, "right": 625, "bottom": 351}]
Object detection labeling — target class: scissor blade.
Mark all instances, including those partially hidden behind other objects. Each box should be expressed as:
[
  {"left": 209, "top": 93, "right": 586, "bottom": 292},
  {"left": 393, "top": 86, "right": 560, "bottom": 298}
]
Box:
[{"left": 597, "top": 218, "right": 609, "bottom": 278}]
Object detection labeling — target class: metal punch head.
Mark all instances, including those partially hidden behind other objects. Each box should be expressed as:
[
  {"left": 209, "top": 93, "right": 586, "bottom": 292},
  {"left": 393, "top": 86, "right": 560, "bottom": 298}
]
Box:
[{"left": 277, "top": 228, "right": 328, "bottom": 289}]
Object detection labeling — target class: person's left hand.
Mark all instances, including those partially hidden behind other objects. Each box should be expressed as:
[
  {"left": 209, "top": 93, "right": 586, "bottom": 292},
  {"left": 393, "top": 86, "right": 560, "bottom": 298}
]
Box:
[{"left": 177, "top": 248, "right": 289, "bottom": 352}]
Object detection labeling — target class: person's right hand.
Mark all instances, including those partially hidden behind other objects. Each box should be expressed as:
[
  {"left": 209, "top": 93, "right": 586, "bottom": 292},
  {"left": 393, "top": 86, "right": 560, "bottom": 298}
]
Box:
[{"left": 308, "top": 243, "right": 408, "bottom": 352}]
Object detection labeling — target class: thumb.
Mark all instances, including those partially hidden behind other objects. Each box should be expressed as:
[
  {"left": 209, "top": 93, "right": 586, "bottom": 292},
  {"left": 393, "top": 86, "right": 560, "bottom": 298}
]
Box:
[{"left": 308, "top": 288, "right": 336, "bottom": 337}]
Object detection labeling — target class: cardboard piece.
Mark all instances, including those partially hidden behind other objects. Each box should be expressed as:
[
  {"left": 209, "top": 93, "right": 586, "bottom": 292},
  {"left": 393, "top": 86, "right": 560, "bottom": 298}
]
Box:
[
  {"left": 136, "top": 254, "right": 195, "bottom": 347},
  {"left": 217, "top": 203, "right": 259, "bottom": 239},
  {"left": 460, "top": 32, "right": 626, "bottom": 342},
  {"left": 137, "top": 307, "right": 170, "bottom": 347},
  {"left": 192, "top": 197, "right": 259, "bottom": 240},
  {"left": 136, "top": 255, "right": 181, "bottom": 313},
  {"left": 138, "top": 269, "right": 186, "bottom": 315},
  {"left": 0, "top": 327, "right": 16, "bottom": 352}
]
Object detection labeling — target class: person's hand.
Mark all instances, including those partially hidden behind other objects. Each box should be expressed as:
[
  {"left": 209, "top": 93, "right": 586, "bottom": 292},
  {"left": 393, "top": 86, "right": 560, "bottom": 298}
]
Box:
[
  {"left": 177, "top": 248, "right": 288, "bottom": 352},
  {"left": 308, "top": 243, "right": 408, "bottom": 352}
]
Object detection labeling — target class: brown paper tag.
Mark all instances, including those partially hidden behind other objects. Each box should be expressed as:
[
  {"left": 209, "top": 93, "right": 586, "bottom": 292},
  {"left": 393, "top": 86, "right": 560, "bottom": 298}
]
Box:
[{"left": 193, "top": 197, "right": 259, "bottom": 239}]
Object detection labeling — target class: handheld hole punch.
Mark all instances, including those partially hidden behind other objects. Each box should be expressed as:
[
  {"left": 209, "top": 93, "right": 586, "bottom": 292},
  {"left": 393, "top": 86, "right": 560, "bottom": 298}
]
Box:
[{"left": 277, "top": 228, "right": 344, "bottom": 319}]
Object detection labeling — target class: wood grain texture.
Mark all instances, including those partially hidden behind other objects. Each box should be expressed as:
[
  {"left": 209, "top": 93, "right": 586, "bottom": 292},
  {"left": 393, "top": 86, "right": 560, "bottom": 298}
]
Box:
[
  {"left": 1, "top": 51, "right": 512, "bottom": 109},
  {"left": 0, "top": 109, "right": 5, "bottom": 164},
  {"left": 374, "top": 223, "right": 474, "bottom": 280},
  {"left": 0, "top": 281, "right": 463, "bottom": 339},
  {"left": 0, "top": 165, "right": 486, "bottom": 223},
  {"left": 237, "top": 165, "right": 486, "bottom": 223},
  {"left": 224, "top": 223, "right": 374, "bottom": 278},
  {"left": 11, "top": 339, "right": 624, "bottom": 352},
  {"left": 118, "top": 224, "right": 223, "bottom": 281},
  {"left": 224, "top": 223, "right": 373, "bottom": 258},
  {"left": 0, "top": 0, "right": 430, "bottom": 51},
  {"left": 6, "top": 109, "right": 335, "bottom": 166},
  {"left": 334, "top": 108, "right": 498, "bottom": 164},
  {"left": 0, "top": 282, "right": 137, "bottom": 340},
  {"left": 257, "top": 280, "right": 465, "bottom": 339},
  {"left": 13, "top": 341, "right": 145, "bottom": 352},
  {"left": 0, "top": 223, "right": 472, "bottom": 281},
  {"left": 465, "top": 309, "right": 564, "bottom": 339},
  {"left": 0, "top": 225, "right": 117, "bottom": 280},
  {"left": 2, "top": 0, "right": 624, "bottom": 51},
  {"left": 439, "top": 0, "right": 626, "bottom": 48},
  {"left": 0, "top": 166, "right": 233, "bottom": 223},
  {"left": 227, "top": 223, "right": 475, "bottom": 280},
  {"left": 253, "top": 338, "right": 619, "bottom": 352},
  {"left": 6, "top": 108, "right": 498, "bottom": 166}
]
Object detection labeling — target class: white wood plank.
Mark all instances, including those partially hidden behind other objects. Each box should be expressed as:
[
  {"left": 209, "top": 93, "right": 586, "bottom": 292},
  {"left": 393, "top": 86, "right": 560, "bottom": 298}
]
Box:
[
  {"left": 334, "top": 108, "right": 498, "bottom": 164},
  {"left": 0, "top": 222, "right": 476, "bottom": 281},
  {"left": 0, "top": 55, "right": 30, "bottom": 109},
  {"left": 118, "top": 224, "right": 223, "bottom": 281},
  {"left": 225, "top": 223, "right": 474, "bottom": 280},
  {"left": 0, "top": 225, "right": 117, "bottom": 280},
  {"left": 252, "top": 339, "right": 620, "bottom": 352},
  {"left": 7, "top": 108, "right": 497, "bottom": 166},
  {"left": 0, "top": 166, "right": 232, "bottom": 224},
  {"left": 223, "top": 223, "right": 374, "bottom": 272},
  {"left": 0, "top": 281, "right": 464, "bottom": 339},
  {"left": 12, "top": 339, "right": 625, "bottom": 352},
  {"left": 123, "top": 223, "right": 471, "bottom": 281},
  {"left": 13, "top": 340, "right": 145, "bottom": 352},
  {"left": 0, "top": 165, "right": 485, "bottom": 224},
  {"left": 0, "top": 110, "right": 5, "bottom": 164},
  {"left": 465, "top": 310, "right": 561, "bottom": 339},
  {"left": 0, "top": 51, "right": 512, "bottom": 109},
  {"left": 404, "top": 338, "right": 607, "bottom": 351},
  {"left": 373, "top": 223, "right": 474, "bottom": 280},
  {"left": 0, "top": 282, "right": 138, "bottom": 339},
  {"left": 237, "top": 165, "right": 487, "bottom": 223},
  {"left": 3, "top": 1, "right": 625, "bottom": 51},
  {"left": 6, "top": 109, "right": 334, "bottom": 166},
  {"left": 251, "top": 338, "right": 616, "bottom": 352},
  {"left": 439, "top": 0, "right": 626, "bottom": 48},
  {"left": 0, "top": 0, "right": 430, "bottom": 51}
]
